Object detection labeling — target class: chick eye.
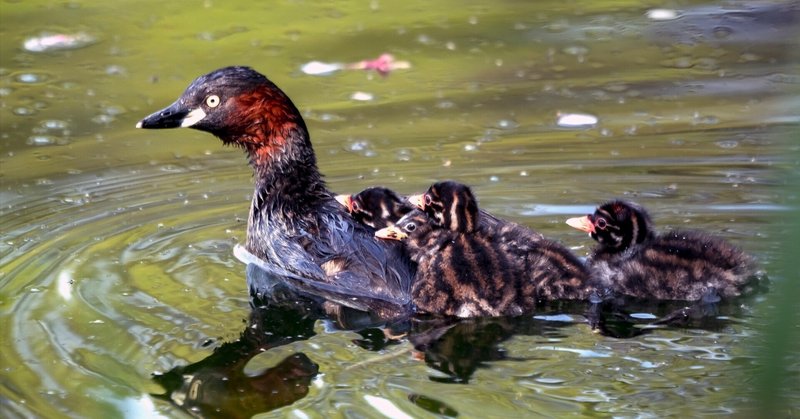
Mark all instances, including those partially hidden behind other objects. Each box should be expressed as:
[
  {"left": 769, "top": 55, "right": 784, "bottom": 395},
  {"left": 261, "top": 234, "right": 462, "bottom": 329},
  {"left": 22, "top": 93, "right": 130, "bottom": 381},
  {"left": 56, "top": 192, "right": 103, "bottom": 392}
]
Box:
[
  {"left": 596, "top": 218, "right": 608, "bottom": 230},
  {"left": 424, "top": 194, "right": 432, "bottom": 206},
  {"left": 206, "top": 95, "right": 221, "bottom": 108},
  {"left": 351, "top": 200, "right": 361, "bottom": 211},
  {"left": 405, "top": 223, "right": 416, "bottom": 232}
]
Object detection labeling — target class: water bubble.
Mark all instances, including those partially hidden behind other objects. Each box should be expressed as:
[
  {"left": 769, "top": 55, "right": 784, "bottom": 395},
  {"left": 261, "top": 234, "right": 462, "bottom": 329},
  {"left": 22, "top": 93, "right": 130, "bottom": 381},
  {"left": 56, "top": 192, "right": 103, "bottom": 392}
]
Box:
[
  {"left": 544, "top": 21, "right": 569, "bottom": 33},
  {"left": 692, "top": 113, "right": 718, "bottom": 125},
  {"left": 318, "top": 113, "right": 344, "bottom": 122},
  {"left": 563, "top": 45, "right": 589, "bottom": 56},
  {"left": 494, "top": 119, "right": 519, "bottom": 130},
  {"left": 103, "top": 105, "right": 126, "bottom": 116},
  {"left": 344, "top": 139, "right": 371, "bottom": 152},
  {"left": 27, "top": 135, "right": 56, "bottom": 146},
  {"left": 715, "top": 140, "right": 738, "bottom": 149},
  {"left": 344, "top": 139, "right": 377, "bottom": 157},
  {"left": 604, "top": 83, "right": 628, "bottom": 93},
  {"left": 14, "top": 73, "right": 48, "bottom": 84},
  {"left": 739, "top": 53, "right": 760, "bottom": 62},
  {"left": 713, "top": 26, "right": 733, "bottom": 39},
  {"left": 395, "top": 149, "right": 412, "bottom": 161},
  {"left": 417, "top": 34, "right": 433, "bottom": 45},
  {"left": 0, "top": 87, "right": 13, "bottom": 96},
  {"left": 92, "top": 114, "right": 115, "bottom": 124},
  {"left": 41, "top": 120, "right": 69, "bottom": 130},
  {"left": 663, "top": 57, "right": 693, "bottom": 69},
  {"left": 463, "top": 143, "right": 478, "bottom": 152},
  {"left": 105, "top": 65, "right": 127, "bottom": 76},
  {"left": 436, "top": 100, "right": 455, "bottom": 109},
  {"left": 694, "top": 58, "right": 718, "bottom": 71},
  {"left": 13, "top": 107, "right": 35, "bottom": 116}
]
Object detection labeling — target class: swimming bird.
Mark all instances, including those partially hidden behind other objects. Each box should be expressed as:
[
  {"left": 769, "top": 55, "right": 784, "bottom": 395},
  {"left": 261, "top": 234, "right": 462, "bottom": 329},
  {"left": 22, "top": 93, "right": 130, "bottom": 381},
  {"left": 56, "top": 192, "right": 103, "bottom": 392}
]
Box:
[
  {"left": 566, "top": 200, "right": 759, "bottom": 301},
  {"left": 137, "top": 66, "right": 414, "bottom": 316},
  {"left": 409, "top": 180, "right": 543, "bottom": 240},
  {"left": 376, "top": 182, "right": 594, "bottom": 317},
  {"left": 335, "top": 186, "right": 414, "bottom": 230}
]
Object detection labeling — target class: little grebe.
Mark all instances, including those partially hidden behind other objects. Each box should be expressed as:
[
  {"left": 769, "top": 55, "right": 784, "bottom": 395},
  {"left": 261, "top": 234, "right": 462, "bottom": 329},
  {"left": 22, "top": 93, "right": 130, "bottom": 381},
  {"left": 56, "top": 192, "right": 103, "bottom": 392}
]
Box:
[
  {"left": 410, "top": 180, "right": 543, "bottom": 240},
  {"left": 137, "top": 66, "right": 414, "bottom": 314},
  {"left": 377, "top": 182, "right": 594, "bottom": 318},
  {"left": 566, "top": 200, "right": 758, "bottom": 301},
  {"left": 335, "top": 187, "right": 414, "bottom": 230}
]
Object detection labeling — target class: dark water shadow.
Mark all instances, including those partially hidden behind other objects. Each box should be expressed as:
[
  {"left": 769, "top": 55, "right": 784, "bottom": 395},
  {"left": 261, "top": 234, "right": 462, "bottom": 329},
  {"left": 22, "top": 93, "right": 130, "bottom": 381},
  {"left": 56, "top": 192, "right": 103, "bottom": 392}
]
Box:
[{"left": 150, "top": 298, "right": 320, "bottom": 418}]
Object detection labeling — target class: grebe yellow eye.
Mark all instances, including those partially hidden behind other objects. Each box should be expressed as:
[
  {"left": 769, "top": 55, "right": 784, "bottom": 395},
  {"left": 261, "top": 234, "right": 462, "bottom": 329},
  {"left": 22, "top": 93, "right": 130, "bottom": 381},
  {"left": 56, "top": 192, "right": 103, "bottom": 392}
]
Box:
[{"left": 206, "top": 95, "right": 220, "bottom": 108}]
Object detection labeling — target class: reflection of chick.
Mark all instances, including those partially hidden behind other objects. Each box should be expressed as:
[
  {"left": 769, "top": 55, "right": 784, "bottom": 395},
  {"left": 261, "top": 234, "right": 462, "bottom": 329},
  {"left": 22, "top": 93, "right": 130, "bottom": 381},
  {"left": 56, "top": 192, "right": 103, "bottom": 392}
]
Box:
[
  {"left": 567, "top": 200, "right": 759, "bottom": 301},
  {"left": 377, "top": 182, "right": 593, "bottom": 318}
]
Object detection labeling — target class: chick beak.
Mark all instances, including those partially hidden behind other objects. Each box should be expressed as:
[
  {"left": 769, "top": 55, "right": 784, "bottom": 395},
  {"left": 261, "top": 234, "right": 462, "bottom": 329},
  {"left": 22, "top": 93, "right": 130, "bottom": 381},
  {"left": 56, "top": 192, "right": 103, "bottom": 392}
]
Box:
[
  {"left": 408, "top": 194, "right": 424, "bottom": 210},
  {"left": 136, "top": 99, "right": 205, "bottom": 129},
  {"left": 334, "top": 194, "right": 353, "bottom": 212},
  {"left": 566, "top": 216, "right": 595, "bottom": 234},
  {"left": 375, "top": 226, "right": 407, "bottom": 240}
]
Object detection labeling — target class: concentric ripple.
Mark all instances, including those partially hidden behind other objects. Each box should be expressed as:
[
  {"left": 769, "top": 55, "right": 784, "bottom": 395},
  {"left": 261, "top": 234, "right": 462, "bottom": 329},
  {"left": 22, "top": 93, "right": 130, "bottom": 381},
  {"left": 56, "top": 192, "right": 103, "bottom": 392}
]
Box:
[{"left": 0, "top": 160, "right": 255, "bottom": 417}]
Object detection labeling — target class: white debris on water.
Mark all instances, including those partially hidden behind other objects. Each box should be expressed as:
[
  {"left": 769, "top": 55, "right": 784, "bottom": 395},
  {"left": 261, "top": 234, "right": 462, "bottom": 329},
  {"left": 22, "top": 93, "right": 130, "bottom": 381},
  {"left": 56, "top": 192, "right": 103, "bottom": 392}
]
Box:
[
  {"left": 350, "top": 91, "right": 374, "bottom": 101},
  {"left": 300, "top": 61, "right": 344, "bottom": 76},
  {"left": 646, "top": 8, "right": 680, "bottom": 21},
  {"left": 556, "top": 112, "right": 598, "bottom": 128},
  {"left": 23, "top": 32, "right": 97, "bottom": 52}
]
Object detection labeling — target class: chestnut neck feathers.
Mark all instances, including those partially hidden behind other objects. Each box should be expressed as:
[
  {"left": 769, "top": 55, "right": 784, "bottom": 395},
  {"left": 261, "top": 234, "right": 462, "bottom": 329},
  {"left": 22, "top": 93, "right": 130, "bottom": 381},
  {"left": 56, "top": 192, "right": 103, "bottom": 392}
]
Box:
[
  {"left": 137, "top": 66, "right": 420, "bottom": 315},
  {"left": 181, "top": 68, "right": 332, "bottom": 241}
]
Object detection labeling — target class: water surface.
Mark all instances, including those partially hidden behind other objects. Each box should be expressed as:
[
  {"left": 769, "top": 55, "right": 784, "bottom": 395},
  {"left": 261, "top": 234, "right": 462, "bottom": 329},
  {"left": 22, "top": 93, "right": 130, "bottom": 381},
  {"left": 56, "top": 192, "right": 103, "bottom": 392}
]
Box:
[{"left": 1, "top": 1, "right": 798, "bottom": 417}]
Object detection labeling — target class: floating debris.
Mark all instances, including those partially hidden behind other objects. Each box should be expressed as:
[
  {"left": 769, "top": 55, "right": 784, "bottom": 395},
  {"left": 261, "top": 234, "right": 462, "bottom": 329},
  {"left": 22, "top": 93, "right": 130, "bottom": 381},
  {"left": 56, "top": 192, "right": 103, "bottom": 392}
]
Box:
[
  {"left": 350, "top": 91, "right": 374, "bottom": 101},
  {"left": 300, "top": 61, "right": 345, "bottom": 76},
  {"left": 301, "top": 53, "right": 411, "bottom": 77},
  {"left": 23, "top": 32, "right": 97, "bottom": 52},
  {"left": 646, "top": 9, "right": 680, "bottom": 21},
  {"left": 556, "top": 112, "right": 598, "bottom": 128},
  {"left": 346, "top": 53, "right": 411, "bottom": 76}
]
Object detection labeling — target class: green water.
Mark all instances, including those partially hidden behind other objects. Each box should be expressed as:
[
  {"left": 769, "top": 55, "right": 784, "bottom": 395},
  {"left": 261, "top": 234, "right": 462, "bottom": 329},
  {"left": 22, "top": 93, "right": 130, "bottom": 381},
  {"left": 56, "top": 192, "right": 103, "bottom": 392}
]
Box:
[{"left": 1, "top": 1, "right": 798, "bottom": 417}]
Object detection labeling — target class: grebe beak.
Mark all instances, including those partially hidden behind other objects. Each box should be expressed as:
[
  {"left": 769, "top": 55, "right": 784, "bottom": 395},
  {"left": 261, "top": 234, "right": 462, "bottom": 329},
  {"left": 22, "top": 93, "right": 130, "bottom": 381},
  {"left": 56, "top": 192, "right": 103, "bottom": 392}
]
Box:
[
  {"left": 374, "top": 226, "right": 408, "bottom": 240},
  {"left": 334, "top": 194, "right": 353, "bottom": 212},
  {"left": 566, "top": 216, "right": 595, "bottom": 234},
  {"left": 137, "top": 99, "right": 200, "bottom": 129},
  {"left": 408, "top": 194, "right": 424, "bottom": 210}
]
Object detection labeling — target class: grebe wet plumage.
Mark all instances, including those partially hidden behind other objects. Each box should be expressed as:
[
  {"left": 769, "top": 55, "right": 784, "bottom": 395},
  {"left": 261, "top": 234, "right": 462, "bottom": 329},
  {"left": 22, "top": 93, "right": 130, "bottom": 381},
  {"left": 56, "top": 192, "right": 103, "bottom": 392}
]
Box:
[
  {"left": 377, "top": 182, "right": 594, "bottom": 318},
  {"left": 137, "top": 66, "right": 414, "bottom": 315},
  {"left": 566, "top": 200, "right": 759, "bottom": 301}
]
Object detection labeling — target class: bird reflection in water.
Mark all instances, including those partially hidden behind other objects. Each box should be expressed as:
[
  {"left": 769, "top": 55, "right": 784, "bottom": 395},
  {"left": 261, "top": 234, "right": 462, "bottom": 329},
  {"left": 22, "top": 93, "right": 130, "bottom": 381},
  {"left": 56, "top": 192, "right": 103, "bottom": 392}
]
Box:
[
  {"left": 151, "top": 264, "right": 751, "bottom": 417},
  {"left": 151, "top": 297, "right": 320, "bottom": 418}
]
